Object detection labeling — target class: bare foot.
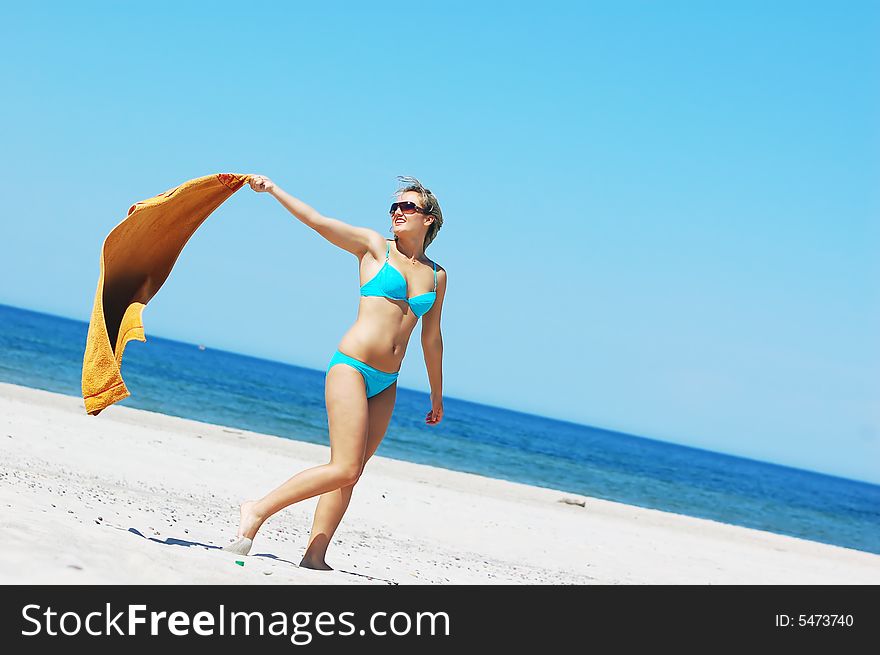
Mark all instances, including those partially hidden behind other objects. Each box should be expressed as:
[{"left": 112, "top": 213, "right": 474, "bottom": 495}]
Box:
[
  {"left": 236, "top": 500, "right": 264, "bottom": 540},
  {"left": 299, "top": 557, "right": 334, "bottom": 571}
]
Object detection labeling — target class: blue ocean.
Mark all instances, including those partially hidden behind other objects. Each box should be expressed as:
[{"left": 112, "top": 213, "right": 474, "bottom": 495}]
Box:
[{"left": 2, "top": 302, "right": 878, "bottom": 556}]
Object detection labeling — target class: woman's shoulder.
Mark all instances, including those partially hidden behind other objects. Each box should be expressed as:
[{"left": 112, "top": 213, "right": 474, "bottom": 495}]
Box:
[
  {"left": 360, "top": 232, "right": 389, "bottom": 260},
  {"left": 424, "top": 254, "right": 444, "bottom": 272},
  {"left": 431, "top": 260, "right": 447, "bottom": 286}
]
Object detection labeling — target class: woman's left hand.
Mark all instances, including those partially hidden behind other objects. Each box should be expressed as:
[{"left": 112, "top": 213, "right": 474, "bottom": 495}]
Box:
[{"left": 426, "top": 394, "right": 444, "bottom": 425}]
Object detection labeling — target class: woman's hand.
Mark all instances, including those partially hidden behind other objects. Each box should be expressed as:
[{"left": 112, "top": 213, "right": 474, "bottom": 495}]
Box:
[
  {"left": 426, "top": 394, "right": 444, "bottom": 425},
  {"left": 248, "top": 174, "right": 276, "bottom": 193}
]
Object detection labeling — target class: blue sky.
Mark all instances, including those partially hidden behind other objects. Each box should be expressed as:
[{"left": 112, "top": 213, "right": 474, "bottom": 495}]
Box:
[{"left": 0, "top": 1, "right": 877, "bottom": 484}]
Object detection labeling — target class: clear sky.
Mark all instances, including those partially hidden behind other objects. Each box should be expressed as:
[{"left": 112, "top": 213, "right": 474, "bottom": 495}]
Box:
[{"left": 0, "top": 1, "right": 877, "bottom": 484}]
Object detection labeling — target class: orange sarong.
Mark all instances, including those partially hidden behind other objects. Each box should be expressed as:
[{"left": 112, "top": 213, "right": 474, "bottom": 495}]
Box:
[{"left": 81, "top": 173, "right": 251, "bottom": 415}]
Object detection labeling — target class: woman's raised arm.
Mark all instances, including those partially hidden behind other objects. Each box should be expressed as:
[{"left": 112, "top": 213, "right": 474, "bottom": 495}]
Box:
[{"left": 250, "top": 175, "right": 381, "bottom": 258}]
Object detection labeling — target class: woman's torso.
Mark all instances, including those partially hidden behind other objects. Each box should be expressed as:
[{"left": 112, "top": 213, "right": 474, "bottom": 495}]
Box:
[{"left": 337, "top": 238, "right": 438, "bottom": 373}]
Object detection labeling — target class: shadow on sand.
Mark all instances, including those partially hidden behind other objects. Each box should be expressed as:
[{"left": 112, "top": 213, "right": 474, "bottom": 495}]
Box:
[{"left": 124, "top": 527, "right": 398, "bottom": 584}]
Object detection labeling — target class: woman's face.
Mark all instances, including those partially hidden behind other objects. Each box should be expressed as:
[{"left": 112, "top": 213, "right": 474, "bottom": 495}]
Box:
[{"left": 391, "top": 191, "right": 431, "bottom": 236}]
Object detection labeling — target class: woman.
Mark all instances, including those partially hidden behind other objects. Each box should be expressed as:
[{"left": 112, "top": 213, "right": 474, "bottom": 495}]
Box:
[{"left": 222, "top": 174, "right": 447, "bottom": 570}]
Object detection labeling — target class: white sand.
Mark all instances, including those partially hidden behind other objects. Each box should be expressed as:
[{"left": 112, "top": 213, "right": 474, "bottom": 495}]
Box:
[{"left": 1, "top": 382, "right": 877, "bottom": 585}]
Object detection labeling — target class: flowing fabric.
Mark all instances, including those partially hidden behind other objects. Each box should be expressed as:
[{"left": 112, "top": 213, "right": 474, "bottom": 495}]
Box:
[{"left": 81, "top": 173, "right": 251, "bottom": 415}]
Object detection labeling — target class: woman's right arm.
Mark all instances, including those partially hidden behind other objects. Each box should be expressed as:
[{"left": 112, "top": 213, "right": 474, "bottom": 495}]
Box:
[{"left": 249, "top": 175, "right": 380, "bottom": 257}]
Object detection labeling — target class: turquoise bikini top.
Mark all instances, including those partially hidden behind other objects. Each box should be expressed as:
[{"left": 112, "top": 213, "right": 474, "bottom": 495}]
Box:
[{"left": 360, "top": 240, "right": 437, "bottom": 318}]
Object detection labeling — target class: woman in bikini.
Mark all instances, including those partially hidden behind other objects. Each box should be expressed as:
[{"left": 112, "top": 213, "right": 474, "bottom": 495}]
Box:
[{"left": 223, "top": 174, "right": 447, "bottom": 570}]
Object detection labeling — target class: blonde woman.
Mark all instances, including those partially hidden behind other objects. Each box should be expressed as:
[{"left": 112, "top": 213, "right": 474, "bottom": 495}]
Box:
[{"left": 223, "top": 175, "right": 447, "bottom": 570}]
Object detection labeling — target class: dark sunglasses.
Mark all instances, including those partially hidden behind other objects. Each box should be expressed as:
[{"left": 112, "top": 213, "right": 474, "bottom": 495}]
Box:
[{"left": 389, "top": 201, "right": 429, "bottom": 216}]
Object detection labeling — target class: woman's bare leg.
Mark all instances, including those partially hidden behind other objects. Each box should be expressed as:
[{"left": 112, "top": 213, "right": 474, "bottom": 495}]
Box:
[
  {"left": 234, "top": 364, "right": 370, "bottom": 540},
  {"left": 300, "top": 380, "right": 397, "bottom": 569},
  {"left": 297, "top": 485, "right": 353, "bottom": 570}
]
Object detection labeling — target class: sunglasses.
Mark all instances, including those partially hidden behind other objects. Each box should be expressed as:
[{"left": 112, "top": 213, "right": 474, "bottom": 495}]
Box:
[{"left": 389, "top": 201, "right": 429, "bottom": 216}]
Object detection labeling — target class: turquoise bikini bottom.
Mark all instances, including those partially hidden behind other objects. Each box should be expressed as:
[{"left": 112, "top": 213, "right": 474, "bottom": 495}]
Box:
[{"left": 327, "top": 350, "right": 399, "bottom": 398}]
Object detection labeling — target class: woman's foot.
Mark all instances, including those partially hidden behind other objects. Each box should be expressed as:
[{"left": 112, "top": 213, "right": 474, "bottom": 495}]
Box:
[
  {"left": 236, "top": 500, "right": 264, "bottom": 540},
  {"left": 299, "top": 556, "right": 334, "bottom": 571}
]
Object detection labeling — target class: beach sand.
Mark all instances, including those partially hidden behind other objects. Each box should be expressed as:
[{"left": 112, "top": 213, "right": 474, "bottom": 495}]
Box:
[{"left": 1, "top": 381, "right": 877, "bottom": 585}]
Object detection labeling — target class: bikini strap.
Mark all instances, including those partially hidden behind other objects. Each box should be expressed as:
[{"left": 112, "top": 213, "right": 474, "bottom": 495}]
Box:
[
  {"left": 385, "top": 240, "right": 390, "bottom": 261},
  {"left": 433, "top": 261, "right": 437, "bottom": 291}
]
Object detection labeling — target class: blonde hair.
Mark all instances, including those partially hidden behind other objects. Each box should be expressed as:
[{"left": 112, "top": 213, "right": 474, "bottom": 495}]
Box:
[{"left": 394, "top": 175, "right": 443, "bottom": 251}]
